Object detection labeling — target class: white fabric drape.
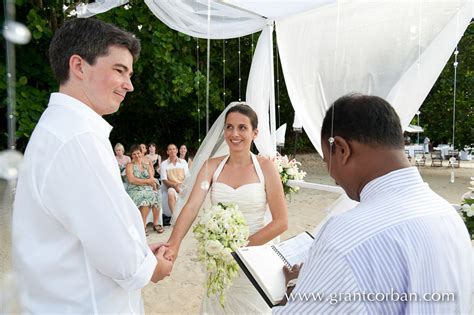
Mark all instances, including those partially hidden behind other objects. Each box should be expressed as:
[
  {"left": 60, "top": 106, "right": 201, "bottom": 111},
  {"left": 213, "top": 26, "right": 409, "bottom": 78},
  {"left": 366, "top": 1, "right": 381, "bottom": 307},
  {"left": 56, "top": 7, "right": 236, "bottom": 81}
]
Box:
[
  {"left": 276, "top": 0, "right": 473, "bottom": 156},
  {"left": 145, "top": 0, "right": 278, "bottom": 156},
  {"left": 246, "top": 24, "right": 275, "bottom": 156},
  {"left": 144, "top": 0, "right": 266, "bottom": 39},
  {"left": 76, "top": 0, "right": 129, "bottom": 18}
]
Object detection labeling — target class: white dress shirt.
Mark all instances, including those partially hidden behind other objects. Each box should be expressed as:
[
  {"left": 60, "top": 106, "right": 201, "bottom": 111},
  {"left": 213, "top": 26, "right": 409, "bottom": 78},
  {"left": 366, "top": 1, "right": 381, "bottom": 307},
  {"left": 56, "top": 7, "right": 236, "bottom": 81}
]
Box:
[
  {"left": 12, "top": 93, "right": 157, "bottom": 314},
  {"left": 274, "top": 167, "right": 471, "bottom": 314},
  {"left": 160, "top": 158, "right": 189, "bottom": 182}
]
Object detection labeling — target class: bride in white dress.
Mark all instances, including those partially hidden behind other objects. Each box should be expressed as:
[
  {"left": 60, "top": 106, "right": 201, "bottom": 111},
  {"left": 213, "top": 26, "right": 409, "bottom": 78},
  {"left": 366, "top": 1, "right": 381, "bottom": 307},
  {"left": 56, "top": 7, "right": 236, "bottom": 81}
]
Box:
[{"left": 166, "top": 103, "right": 288, "bottom": 314}]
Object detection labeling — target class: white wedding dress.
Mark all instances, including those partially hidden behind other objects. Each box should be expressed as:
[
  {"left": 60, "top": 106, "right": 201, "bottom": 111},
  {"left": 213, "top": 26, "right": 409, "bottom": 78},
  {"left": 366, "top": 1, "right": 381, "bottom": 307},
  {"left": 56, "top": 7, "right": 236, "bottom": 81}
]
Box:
[{"left": 201, "top": 153, "right": 271, "bottom": 314}]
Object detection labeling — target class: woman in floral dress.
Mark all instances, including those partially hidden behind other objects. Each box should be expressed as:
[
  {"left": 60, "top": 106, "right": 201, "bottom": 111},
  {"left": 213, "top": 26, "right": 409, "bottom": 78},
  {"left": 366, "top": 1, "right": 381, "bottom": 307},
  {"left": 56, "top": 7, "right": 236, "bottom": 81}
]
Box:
[{"left": 126, "top": 144, "right": 163, "bottom": 235}]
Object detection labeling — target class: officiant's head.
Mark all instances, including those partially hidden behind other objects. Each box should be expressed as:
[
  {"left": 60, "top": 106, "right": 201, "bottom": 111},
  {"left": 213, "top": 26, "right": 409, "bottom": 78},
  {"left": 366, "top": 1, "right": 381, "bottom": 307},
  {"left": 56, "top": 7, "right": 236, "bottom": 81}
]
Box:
[
  {"left": 225, "top": 103, "right": 259, "bottom": 153},
  {"left": 320, "top": 93, "right": 408, "bottom": 201}
]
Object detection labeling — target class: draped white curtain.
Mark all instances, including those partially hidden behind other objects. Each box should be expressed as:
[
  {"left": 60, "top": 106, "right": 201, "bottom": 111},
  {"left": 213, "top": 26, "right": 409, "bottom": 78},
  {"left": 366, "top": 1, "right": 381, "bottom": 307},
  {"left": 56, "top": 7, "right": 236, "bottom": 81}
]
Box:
[
  {"left": 145, "top": 0, "right": 266, "bottom": 39},
  {"left": 276, "top": 0, "right": 473, "bottom": 155},
  {"left": 145, "top": 0, "right": 278, "bottom": 156},
  {"left": 76, "top": 0, "right": 129, "bottom": 18},
  {"left": 77, "top": 0, "right": 473, "bottom": 158},
  {"left": 245, "top": 24, "right": 275, "bottom": 155}
]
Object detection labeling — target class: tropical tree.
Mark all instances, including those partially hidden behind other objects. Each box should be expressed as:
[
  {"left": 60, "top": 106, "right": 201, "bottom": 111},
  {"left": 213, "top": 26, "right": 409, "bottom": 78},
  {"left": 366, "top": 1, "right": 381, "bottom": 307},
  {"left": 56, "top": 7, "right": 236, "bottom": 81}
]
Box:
[{"left": 420, "top": 23, "right": 474, "bottom": 149}]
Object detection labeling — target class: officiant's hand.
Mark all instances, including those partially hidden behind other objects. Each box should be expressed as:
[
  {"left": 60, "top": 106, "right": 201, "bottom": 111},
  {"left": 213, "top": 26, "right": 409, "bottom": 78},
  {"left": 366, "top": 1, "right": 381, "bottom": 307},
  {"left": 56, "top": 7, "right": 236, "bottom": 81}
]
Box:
[
  {"left": 283, "top": 263, "right": 303, "bottom": 284},
  {"left": 278, "top": 263, "right": 303, "bottom": 306},
  {"left": 151, "top": 246, "right": 173, "bottom": 282}
]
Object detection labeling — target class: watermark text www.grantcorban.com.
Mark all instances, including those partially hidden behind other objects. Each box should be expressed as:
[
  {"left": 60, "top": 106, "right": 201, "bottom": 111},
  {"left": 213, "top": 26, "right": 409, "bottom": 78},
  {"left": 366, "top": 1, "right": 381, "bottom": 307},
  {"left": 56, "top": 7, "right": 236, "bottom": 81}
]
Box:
[{"left": 286, "top": 289, "right": 455, "bottom": 305}]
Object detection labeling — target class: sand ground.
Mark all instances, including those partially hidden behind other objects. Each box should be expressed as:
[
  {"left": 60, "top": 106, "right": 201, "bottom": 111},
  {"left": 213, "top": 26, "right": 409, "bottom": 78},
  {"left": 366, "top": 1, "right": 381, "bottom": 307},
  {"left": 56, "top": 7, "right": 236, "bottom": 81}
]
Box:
[
  {"left": 143, "top": 153, "right": 473, "bottom": 314},
  {"left": 0, "top": 153, "right": 471, "bottom": 313}
]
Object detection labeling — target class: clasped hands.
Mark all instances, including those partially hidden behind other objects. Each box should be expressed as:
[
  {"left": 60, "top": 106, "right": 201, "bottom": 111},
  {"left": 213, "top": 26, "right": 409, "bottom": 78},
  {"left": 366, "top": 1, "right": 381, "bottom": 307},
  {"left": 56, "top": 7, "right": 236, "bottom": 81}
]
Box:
[{"left": 148, "top": 243, "right": 179, "bottom": 282}]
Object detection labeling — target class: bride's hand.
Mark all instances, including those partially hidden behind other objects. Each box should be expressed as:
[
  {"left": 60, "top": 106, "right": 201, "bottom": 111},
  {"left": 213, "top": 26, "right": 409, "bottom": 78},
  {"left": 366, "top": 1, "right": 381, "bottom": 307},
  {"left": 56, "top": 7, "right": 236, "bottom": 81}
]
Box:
[
  {"left": 164, "top": 244, "right": 179, "bottom": 262},
  {"left": 149, "top": 242, "right": 169, "bottom": 255},
  {"left": 152, "top": 246, "right": 173, "bottom": 282}
]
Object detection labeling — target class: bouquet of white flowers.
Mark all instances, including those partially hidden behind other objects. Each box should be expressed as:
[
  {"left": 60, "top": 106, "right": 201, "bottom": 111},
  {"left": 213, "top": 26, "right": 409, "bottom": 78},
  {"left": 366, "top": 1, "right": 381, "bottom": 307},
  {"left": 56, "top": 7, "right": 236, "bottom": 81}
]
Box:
[
  {"left": 193, "top": 202, "right": 249, "bottom": 307},
  {"left": 459, "top": 181, "right": 474, "bottom": 239},
  {"left": 274, "top": 153, "right": 306, "bottom": 197}
]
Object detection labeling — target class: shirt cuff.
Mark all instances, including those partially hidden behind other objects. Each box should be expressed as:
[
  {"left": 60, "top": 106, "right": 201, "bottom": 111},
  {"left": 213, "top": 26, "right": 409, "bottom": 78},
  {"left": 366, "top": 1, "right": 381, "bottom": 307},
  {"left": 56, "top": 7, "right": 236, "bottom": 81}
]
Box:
[{"left": 114, "top": 248, "right": 157, "bottom": 291}]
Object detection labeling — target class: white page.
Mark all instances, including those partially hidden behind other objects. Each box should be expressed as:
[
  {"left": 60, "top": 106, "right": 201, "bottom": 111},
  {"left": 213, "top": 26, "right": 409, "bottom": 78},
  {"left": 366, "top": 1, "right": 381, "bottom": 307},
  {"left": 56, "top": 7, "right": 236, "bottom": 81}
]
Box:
[
  {"left": 273, "top": 232, "right": 313, "bottom": 267},
  {"left": 236, "top": 245, "right": 287, "bottom": 305}
]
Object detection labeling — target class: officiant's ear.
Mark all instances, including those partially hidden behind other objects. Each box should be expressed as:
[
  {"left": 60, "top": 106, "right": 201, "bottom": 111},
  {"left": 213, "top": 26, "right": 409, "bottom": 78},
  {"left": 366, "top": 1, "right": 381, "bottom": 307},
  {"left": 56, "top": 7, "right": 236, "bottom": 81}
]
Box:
[{"left": 333, "top": 136, "right": 351, "bottom": 165}]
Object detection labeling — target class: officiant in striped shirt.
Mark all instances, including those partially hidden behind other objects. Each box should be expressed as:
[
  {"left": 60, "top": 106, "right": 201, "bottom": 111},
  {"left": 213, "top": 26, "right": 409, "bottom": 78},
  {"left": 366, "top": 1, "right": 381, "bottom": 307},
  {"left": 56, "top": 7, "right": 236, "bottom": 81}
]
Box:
[{"left": 274, "top": 94, "right": 471, "bottom": 314}]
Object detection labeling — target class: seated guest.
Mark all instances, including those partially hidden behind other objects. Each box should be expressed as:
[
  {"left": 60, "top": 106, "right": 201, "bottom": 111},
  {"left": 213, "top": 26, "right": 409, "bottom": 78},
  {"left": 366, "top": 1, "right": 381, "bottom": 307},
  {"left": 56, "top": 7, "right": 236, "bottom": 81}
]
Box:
[
  {"left": 160, "top": 143, "right": 189, "bottom": 215},
  {"left": 139, "top": 143, "right": 147, "bottom": 155},
  {"left": 126, "top": 144, "right": 163, "bottom": 235},
  {"left": 114, "top": 143, "right": 131, "bottom": 177},
  {"left": 139, "top": 143, "right": 151, "bottom": 166},
  {"left": 179, "top": 144, "right": 193, "bottom": 169},
  {"left": 146, "top": 143, "right": 161, "bottom": 177},
  {"left": 145, "top": 143, "right": 162, "bottom": 228}
]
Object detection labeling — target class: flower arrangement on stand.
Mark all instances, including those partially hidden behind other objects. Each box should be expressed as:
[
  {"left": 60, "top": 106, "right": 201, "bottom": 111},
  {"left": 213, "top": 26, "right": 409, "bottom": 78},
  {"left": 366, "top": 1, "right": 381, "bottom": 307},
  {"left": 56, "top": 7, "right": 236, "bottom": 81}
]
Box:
[
  {"left": 458, "top": 181, "right": 474, "bottom": 239},
  {"left": 274, "top": 153, "right": 307, "bottom": 197},
  {"left": 193, "top": 202, "right": 249, "bottom": 307}
]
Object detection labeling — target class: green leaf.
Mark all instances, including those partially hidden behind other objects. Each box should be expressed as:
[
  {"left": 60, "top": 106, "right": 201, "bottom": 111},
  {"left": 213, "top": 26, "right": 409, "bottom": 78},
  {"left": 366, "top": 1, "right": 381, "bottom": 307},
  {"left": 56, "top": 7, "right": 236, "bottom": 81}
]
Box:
[{"left": 18, "top": 76, "right": 28, "bottom": 85}]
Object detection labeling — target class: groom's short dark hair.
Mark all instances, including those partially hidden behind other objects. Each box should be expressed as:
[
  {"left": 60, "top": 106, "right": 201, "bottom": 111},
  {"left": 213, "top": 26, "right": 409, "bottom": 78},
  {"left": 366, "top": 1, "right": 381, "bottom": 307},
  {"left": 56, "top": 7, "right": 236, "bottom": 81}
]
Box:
[{"left": 49, "top": 18, "right": 140, "bottom": 85}]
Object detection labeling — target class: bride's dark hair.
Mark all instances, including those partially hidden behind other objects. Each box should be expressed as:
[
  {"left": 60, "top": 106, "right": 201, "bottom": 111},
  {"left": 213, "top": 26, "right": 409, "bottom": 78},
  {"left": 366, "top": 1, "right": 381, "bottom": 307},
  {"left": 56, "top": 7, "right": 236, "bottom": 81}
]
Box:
[{"left": 225, "top": 103, "right": 258, "bottom": 130}]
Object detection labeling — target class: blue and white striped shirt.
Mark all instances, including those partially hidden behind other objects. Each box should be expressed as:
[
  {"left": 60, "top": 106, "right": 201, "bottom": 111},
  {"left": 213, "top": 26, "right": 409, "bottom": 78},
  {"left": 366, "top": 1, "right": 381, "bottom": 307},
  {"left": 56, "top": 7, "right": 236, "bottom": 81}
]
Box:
[{"left": 274, "top": 167, "right": 471, "bottom": 314}]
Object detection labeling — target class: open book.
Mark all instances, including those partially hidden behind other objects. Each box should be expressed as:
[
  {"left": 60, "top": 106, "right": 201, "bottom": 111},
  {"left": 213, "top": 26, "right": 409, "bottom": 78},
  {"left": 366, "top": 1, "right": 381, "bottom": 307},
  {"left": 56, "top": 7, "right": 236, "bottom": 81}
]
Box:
[{"left": 232, "top": 231, "right": 314, "bottom": 307}]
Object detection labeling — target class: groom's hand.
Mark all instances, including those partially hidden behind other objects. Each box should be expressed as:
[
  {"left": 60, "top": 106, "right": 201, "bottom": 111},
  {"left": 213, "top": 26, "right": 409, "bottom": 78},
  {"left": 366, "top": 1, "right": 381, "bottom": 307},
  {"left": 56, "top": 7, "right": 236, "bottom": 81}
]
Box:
[{"left": 151, "top": 246, "right": 173, "bottom": 282}]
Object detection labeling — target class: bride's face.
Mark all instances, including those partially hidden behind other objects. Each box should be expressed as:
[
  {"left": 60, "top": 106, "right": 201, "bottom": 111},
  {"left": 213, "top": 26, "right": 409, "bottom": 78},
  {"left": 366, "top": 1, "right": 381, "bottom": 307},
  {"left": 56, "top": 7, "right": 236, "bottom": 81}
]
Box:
[{"left": 224, "top": 112, "right": 258, "bottom": 152}]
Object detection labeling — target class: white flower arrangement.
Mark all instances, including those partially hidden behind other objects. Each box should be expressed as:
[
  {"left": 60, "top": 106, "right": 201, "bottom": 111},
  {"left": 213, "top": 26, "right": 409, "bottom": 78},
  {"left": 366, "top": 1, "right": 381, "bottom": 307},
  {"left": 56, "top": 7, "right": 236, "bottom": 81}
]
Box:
[
  {"left": 458, "top": 181, "right": 474, "bottom": 239},
  {"left": 193, "top": 202, "right": 249, "bottom": 307},
  {"left": 274, "top": 153, "right": 307, "bottom": 197}
]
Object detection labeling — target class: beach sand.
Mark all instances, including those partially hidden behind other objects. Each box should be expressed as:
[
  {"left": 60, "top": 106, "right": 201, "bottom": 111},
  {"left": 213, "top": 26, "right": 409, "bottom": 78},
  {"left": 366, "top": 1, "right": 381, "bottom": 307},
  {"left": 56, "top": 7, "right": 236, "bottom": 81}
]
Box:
[
  {"left": 0, "top": 153, "right": 471, "bottom": 313},
  {"left": 143, "top": 153, "right": 473, "bottom": 314}
]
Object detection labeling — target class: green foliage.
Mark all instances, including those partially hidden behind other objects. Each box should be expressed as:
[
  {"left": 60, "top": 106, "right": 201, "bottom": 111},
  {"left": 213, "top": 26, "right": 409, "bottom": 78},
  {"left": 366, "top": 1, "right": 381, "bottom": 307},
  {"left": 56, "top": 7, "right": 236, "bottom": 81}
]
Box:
[
  {"left": 421, "top": 23, "right": 474, "bottom": 149},
  {"left": 1, "top": 2, "right": 472, "bottom": 155},
  {"left": 0, "top": 1, "right": 60, "bottom": 150}
]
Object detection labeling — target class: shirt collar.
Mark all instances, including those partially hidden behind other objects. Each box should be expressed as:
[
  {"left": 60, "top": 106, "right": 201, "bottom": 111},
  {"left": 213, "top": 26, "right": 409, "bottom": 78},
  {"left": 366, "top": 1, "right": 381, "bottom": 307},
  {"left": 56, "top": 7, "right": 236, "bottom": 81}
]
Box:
[
  {"left": 360, "top": 167, "right": 423, "bottom": 202},
  {"left": 48, "top": 92, "right": 113, "bottom": 137}
]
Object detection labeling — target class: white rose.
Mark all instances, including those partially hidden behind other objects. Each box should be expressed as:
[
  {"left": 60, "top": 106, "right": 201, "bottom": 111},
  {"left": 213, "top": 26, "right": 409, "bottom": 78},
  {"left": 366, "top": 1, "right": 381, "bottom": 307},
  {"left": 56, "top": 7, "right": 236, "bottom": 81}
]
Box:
[
  {"left": 461, "top": 204, "right": 470, "bottom": 212},
  {"left": 200, "top": 211, "right": 213, "bottom": 224},
  {"left": 467, "top": 209, "right": 474, "bottom": 217},
  {"left": 210, "top": 204, "right": 222, "bottom": 214},
  {"left": 227, "top": 225, "right": 238, "bottom": 237},
  {"left": 221, "top": 248, "right": 234, "bottom": 263},
  {"left": 205, "top": 240, "right": 224, "bottom": 256},
  {"left": 286, "top": 167, "right": 296, "bottom": 176},
  {"left": 221, "top": 210, "right": 232, "bottom": 221},
  {"left": 207, "top": 220, "right": 220, "bottom": 233}
]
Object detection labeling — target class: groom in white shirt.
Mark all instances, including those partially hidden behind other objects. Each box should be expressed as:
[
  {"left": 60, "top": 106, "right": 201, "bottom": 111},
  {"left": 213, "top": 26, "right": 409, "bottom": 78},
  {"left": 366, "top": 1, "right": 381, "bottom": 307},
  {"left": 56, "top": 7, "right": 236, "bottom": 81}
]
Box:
[{"left": 12, "top": 18, "right": 172, "bottom": 313}]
